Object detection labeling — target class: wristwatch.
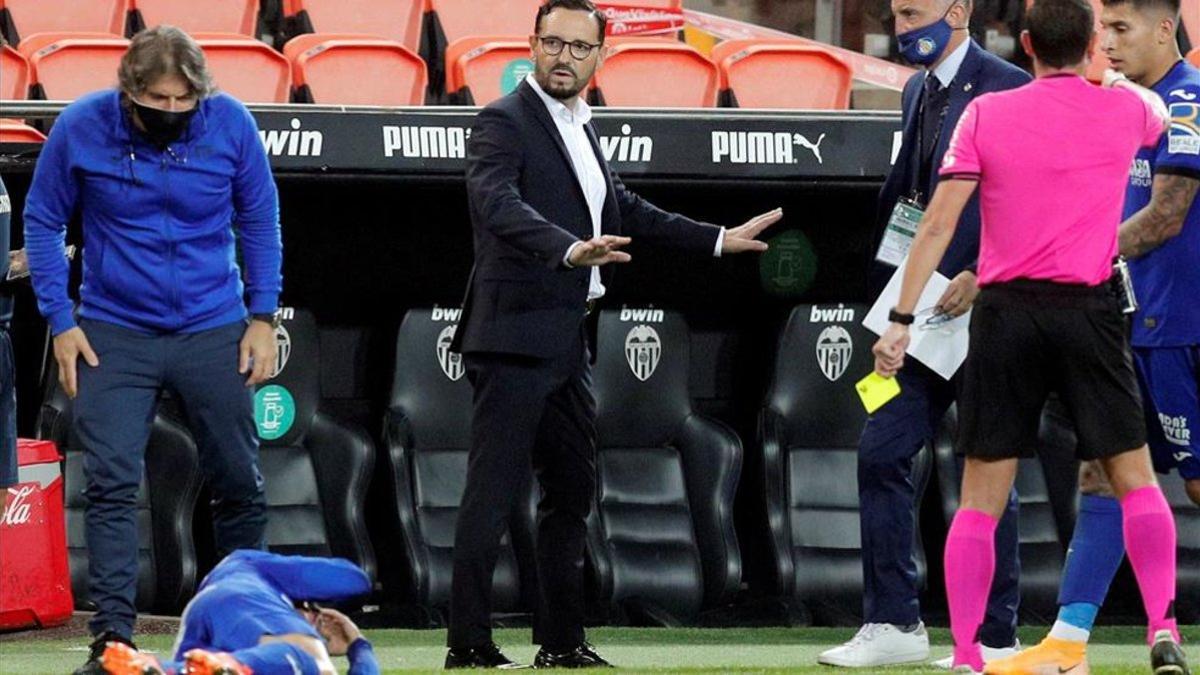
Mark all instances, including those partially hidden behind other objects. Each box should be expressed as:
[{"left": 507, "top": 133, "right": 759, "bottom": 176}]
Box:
[
  {"left": 251, "top": 309, "right": 283, "bottom": 329},
  {"left": 888, "top": 308, "right": 915, "bottom": 325}
]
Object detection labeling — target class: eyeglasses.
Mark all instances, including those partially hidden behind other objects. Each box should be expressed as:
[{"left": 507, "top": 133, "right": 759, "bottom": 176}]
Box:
[{"left": 538, "top": 36, "right": 601, "bottom": 60}]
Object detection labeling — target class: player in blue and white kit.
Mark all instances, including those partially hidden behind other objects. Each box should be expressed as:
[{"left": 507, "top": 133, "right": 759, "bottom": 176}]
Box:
[
  {"left": 95, "top": 550, "right": 381, "bottom": 675},
  {"left": 986, "top": 0, "right": 1198, "bottom": 673}
]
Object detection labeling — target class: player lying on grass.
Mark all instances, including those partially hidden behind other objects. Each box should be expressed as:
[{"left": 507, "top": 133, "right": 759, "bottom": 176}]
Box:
[{"left": 93, "top": 549, "right": 380, "bottom": 675}]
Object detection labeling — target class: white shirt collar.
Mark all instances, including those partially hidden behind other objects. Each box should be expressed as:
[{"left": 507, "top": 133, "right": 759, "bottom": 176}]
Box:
[
  {"left": 929, "top": 37, "right": 970, "bottom": 89},
  {"left": 525, "top": 73, "right": 592, "bottom": 126}
]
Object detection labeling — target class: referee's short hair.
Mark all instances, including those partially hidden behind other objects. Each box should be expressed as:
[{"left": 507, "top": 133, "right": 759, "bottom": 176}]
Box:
[
  {"left": 1099, "top": 0, "right": 1181, "bottom": 17},
  {"left": 1027, "top": 0, "right": 1094, "bottom": 69}
]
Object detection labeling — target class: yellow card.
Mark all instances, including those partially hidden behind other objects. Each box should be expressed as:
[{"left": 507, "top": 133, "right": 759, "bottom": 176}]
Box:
[{"left": 856, "top": 372, "right": 901, "bottom": 414}]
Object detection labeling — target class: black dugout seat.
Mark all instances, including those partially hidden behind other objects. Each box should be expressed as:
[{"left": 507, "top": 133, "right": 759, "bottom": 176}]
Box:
[
  {"left": 39, "top": 380, "right": 201, "bottom": 614},
  {"left": 935, "top": 400, "right": 1075, "bottom": 622},
  {"left": 759, "top": 304, "right": 931, "bottom": 624},
  {"left": 380, "top": 308, "right": 535, "bottom": 617},
  {"left": 256, "top": 309, "right": 376, "bottom": 580},
  {"left": 588, "top": 308, "right": 742, "bottom": 624}
]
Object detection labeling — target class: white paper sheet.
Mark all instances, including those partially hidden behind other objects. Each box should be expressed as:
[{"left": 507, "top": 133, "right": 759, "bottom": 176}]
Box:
[{"left": 862, "top": 260, "right": 972, "bottom": 380}]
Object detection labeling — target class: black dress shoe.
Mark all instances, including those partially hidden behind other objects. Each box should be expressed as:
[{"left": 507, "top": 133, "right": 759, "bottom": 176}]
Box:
[
  {"left": 73, "top": 631, "right": 136, "bottom": 675},
  {"left": 533, "top": 643, "right": 613, "bottom": 669},
  {"left": 444, "top": 643, "right": 527, "bottom": 669},
  {"left": 1151, "top": 631, "right": 1191, "bottom": 675}
]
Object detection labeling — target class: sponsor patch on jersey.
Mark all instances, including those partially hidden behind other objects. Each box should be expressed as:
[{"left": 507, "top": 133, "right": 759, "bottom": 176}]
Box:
[{"left": 1168, "top": 102, "right": 1200, "bottom": 155}]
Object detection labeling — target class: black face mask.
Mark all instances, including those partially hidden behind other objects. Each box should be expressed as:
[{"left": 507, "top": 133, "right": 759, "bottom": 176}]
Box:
[{"left": 132, "top": 99, "right": 196, "bottom": 147}]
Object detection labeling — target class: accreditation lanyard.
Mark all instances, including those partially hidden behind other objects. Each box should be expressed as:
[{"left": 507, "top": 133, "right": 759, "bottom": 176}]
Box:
[{"left": 876, "top": 76, "right": 953, "bottom": 268}]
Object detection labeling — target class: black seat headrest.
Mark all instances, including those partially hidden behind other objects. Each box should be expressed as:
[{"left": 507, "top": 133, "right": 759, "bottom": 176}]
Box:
[
  {"left": 256, "top": 308, "right": 320, "bottom": 447},
  {"left": 595, "top": 307, "right": 692, "bottom": 448},
  {"left": 766, "top": 304, "right": 873, "bottom": 447},
  {"left": 390, "top": 307, "right": 473, "bottom": 448}
]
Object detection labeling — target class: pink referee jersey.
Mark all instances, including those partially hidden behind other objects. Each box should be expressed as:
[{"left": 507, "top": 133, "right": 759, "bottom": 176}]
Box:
[{"left": 939, "top": 74, "right": 1164, "bottom": 286}]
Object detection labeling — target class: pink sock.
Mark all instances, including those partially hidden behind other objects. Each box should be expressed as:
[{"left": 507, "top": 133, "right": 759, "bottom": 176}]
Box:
[
  {"left": 944, "top": 508, "right": 998, "bottom": 672},
  {"left": 1121, "top": 485, "right": 1179, "bottom": 644}
]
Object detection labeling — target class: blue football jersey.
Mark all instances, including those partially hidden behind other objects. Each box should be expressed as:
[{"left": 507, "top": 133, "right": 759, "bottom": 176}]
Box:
[
  {"left": 173, "top": 550, "right": 371, "bottom": 657},
  {"left": 1125, "top": 60, "right": 1200, "bottom": 347}
]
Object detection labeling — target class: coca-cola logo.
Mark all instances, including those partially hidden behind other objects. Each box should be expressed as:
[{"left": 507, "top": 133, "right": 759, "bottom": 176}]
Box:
[{"left": 1, "top": 485, "right": 35, "bottom": 526}]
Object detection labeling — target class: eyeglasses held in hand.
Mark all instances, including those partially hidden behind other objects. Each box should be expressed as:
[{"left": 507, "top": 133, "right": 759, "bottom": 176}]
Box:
[{"left": 914, "top": 306, "right": 956, "bottom": 331}]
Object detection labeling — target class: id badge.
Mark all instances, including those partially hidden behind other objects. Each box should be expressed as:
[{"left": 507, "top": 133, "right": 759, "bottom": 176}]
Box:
[{"left": 876, "top": 198, "right": 923, "bottom": 267}]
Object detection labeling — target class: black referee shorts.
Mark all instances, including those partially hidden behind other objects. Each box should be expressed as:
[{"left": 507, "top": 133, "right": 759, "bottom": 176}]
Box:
[{"left": 957, "top": 279, "right": 1146, "bottom": 461}]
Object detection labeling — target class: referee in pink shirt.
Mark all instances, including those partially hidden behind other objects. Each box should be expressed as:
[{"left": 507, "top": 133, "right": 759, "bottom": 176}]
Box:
[{"left": 871, "top": 0, "right": 1189, "bottom": 673}]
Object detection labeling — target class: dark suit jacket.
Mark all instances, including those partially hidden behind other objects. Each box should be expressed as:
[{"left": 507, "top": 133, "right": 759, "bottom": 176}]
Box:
[
  {"left": 870, "top": 40, "right": 1030, "bottom": 294},
  {"left": 452, "top": 81, "right": 721, "bottom": 358}
]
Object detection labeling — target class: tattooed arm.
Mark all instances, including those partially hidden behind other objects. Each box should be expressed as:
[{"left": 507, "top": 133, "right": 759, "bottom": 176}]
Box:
[{"left": 1119, "top": 172, "right": 1200, "bottom": 259}]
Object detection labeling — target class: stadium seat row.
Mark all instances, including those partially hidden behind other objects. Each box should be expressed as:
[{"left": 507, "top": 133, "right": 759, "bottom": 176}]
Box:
[
  {"left": 0, "top": 0, "right": 691, "bottom": 105},
  {"left": 0, "top": 33, "right": 423, "bottom": 106},
  {"left": 0, "top": 0, "right": 683, "bottom": 48},
  {"left": 38, "top": 306, "right": 1200, "bottom": 625},
  {"left": 0, "top": 32, "right": 852, "bottom": 111}
]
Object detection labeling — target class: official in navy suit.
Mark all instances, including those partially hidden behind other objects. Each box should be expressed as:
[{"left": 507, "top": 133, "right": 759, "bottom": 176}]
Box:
[
  {"left": 819, "top": 0, "right": 1031, "bottom": 668},
  {"left": 445, "top": 0, "right": 780, "bottom": 669}
]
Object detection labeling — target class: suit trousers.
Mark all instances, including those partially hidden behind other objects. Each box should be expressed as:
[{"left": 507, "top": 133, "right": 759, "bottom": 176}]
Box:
[
  {"left": 448, "top": 325, "right": 596, "bottom": 650},
  {"left": 858, "top": 359, "right": 1020, "bottom": 647}
]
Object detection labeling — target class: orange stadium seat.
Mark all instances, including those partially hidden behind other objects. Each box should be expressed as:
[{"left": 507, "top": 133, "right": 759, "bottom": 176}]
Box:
[
  {"left": 1, "top": 43, "right": 30, "bottom": 99},
  {"left": 445, "top": 36, "right": 535, "bottom": 105},
  {"left": 133, "top": 0, "right": 259, "bottom": 37},
  {"left": 712, "top": 40, "right": 851, "bottom": 110},
  {"left": 429, "top": 0, "right": 541, "bottom": 45},
  {"left": 284, "top": 0, "right": 424, "bottom": 52},
  {"left": 1189, "top": 47, "right": 1200, "bottom": 68},
  {"left": 0, "top": 0, "right": 127, "bottom": 44},
  {"left": 591, "top": 39, "right": 718, "bottom": 108},
  {"left": 0, "top": 118, "right": 45, "bottom": 142},
  {"left": 197, "top": 35, "right": 291, "bottom": 103},
  {"left": 284, "top": 34, "right": 427, "bottom": 105},
  {"left": 19, "top": 33, "right": 128, "bottom": 100}
]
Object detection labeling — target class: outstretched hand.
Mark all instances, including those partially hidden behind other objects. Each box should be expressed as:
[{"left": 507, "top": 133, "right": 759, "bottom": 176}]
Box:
[
  {"left": 568, "top": 235, "right": 633, "bottom": 267},
  {"left": 722, "top": 208, "right": 783, "bottom": 254}
]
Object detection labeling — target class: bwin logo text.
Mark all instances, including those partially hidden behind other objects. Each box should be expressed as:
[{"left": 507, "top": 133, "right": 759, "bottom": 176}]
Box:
[
  {"left": 601, "top": 124, "right": 653, "bottom": 163},
  {"left": 259, "top": 119, "right": 324, "bottom": 157}
]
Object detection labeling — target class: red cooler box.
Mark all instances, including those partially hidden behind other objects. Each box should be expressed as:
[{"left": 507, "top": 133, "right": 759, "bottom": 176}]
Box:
[{"left": 0, "top": 439, "right": 73, "bottom": 629}]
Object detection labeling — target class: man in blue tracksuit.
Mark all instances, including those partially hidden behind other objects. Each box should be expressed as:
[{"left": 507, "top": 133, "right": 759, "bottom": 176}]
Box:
[
  {"left": 22, "top": 26, "right": 283, "bottom": 673},
  {"left": 95, "top": 550, "right": 380, "bottom": 675}
]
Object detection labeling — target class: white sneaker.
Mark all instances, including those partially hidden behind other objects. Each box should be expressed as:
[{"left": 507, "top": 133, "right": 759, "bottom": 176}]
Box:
[
  {"left": 817, "top": 622, "right": 931, "bottom": 667},
  {"left": 932, "top": 640, "right": 1022, "bottom": 669}
]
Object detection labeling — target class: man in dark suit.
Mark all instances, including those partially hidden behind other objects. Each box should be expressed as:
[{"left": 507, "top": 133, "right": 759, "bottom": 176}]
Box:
[
  {"left": 818, "top": 0, "right": 1032, "bottom": 669},
  {"left": 444, "top": 0, "right": 781, "bottom": 669}
]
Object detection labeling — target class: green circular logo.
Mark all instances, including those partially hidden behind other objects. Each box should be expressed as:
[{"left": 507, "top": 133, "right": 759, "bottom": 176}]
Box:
[
  {"left": 254, "top": 385, "right": 295, "bottom": 441},
  {"left": 759, "top": 229, "right": 818, "bottom": 298},
  {"left": 500, "top": 59, "right": 535, "bottom": 96}
]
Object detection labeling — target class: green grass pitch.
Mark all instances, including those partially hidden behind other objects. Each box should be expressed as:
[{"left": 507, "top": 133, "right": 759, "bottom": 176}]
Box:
[{"left": 1, "top": 625, "right": 1195, "bottom": 673}]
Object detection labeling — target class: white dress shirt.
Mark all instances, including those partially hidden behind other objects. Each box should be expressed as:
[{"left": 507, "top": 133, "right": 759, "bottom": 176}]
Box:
[
  {"left": 929, "top": 37, "right": 970, "bottom": 89},
  {"left": 525, "top": 75, "right": 723, "bottom": 301},
  {"left": 526, "top": 74, "right": 610, "bottom": 300}
]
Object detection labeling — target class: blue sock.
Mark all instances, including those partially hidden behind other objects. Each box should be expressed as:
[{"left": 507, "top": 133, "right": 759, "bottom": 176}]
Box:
[{"left": 1051, "top": 495, "right": 1125, "bottom": 640}]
